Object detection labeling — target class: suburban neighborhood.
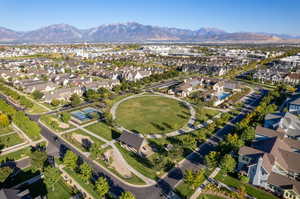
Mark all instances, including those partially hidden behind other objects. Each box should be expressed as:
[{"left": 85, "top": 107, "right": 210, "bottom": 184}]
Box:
[{"left": 1, "top": 1, "right": 300, "bottom": 199}]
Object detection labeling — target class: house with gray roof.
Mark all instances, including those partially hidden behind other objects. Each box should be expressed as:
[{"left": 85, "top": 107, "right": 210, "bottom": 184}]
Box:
[
  {"left": 117, "top": 131, "right": 152, "bottom": 157},
  {"left": 237, "top": 126, "right": 300, "bottom": 199}
]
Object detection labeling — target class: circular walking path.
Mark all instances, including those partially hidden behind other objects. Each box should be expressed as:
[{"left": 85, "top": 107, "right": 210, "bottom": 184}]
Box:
[{"left": 110, "top": 92, "right": 198, "bottom": 138}]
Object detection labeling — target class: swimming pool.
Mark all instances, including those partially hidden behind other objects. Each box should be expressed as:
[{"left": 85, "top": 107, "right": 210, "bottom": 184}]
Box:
[{"left": 217, "top": 92, "right": 230, "bottom": 100}]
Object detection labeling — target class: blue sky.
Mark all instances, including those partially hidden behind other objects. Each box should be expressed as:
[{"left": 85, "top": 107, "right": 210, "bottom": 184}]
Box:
[{"left": 1, "top": 0, "right": 299, "bottom": 35}]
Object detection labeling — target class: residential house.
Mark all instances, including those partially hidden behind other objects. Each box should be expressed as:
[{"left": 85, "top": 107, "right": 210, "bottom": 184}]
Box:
[
  {"left": 84, "top": 80, "right": 120, "bottom": 91},
  {"left": 288, "top": 96, "right": 300, "bottom": 114},
  {"left": 264, "top": 112, "right": 300, "bottom": 141},
  {"left": 237, "top": 126, "right": 300, "bottom": 199},
  {"left": 42, "top": 87, "right": 83, "bottom": 103},
  {"left": 23, "top": 81, "right": 58, "bottom": 93},
  {"left": 117, "top": 131, "right": 152, "bottom": 157},
  {"left": 284, "top": 73, "right": 300, "bottom": 85}
]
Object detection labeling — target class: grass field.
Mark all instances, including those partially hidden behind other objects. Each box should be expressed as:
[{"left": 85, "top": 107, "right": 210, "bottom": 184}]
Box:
[
  {"left": 0, "top": 146, "right": 31, "bottom": 162},
  {"left": 115, "top": 143, "right": 157, "bottom": 180},
  {"left": 194, "top": 107, "right": 220, "bottom": 125},
  {"left": 85, "top": 122, "right": 121, "bottom": 141},
  {"left": 40, "top": 114, "right": 75, "bottom": 132},
  {"left": 47, "top": 179, "right": 74, "bottom": 199},
  {"left": 115, "top": 96, "right": 190, "bottom": 135},
  {"left": 63, "top": 167, "right": 99, "bottom": 199},
  {"left": 26, "top": 102, "right": 48, "bottom": 114},
  {"left": 62, "top": 129, "right": 105, "bottom": 152},
  {"left": 0, "top": 126, "right": 14, "bottom": 135},
  {"left": 215, "top": 173, "right": 279, "bottom": 199},
  {"left": 0, "top": 133, "right": 24, "bottom": 148},
  {"left": 198, "top": 194, "right": 226, "bottom": 199}
]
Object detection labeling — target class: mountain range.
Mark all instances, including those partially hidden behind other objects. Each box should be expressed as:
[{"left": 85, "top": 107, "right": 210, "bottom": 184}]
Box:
[{"left": 0, "top": 22, "right": 299, "bottom": 43}]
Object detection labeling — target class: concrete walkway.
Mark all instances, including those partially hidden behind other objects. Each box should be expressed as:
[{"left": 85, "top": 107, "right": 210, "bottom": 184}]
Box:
[
  {"left": 68, "top": 120, "right": 155, "bottom": 185},
  {"left": 59, "top": 165, "right": 95, "bottom": 199},
  {"left": 41, "top": 118, "right": 156, "bottom": 186},
  {"left": 110, "top": 92, "right": 200, "bottom": 138}
]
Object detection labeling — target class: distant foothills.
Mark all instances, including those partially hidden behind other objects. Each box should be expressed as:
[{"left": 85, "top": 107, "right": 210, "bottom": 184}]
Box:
[{"left": 0, "top": 22, "right": 300, "bottom": 44}]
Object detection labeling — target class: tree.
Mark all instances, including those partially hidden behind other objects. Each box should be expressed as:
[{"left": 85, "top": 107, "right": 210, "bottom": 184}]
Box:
[
  {"left": 222, "top": 134, "right": 244, "bottom": 152},
  {"left": 0, "top": 166, "right": 12, "bottom": 183},
  {"left": 184, "top": 170, "right": 194, "bottom": 187},
  {"left": 239, "top": 174, "right": 249, "bottom": 184},
  {"left": 85, "top": 89, "right": 99, "bottom": 102},
  {"left": 119, "top": 191, "right": 136, "bottom": 199},
  {"left": 43, "top": 166, "right": 61, "bottom": 191},
  {"left": 63, "top": 150, "right": 78, "bottom": 170},
  {"left": 95, "top": 176, "right": 109, "bottom": 198},
  {"left": 90, "top": 143, "right": 104, "bottom": 159},
  {"left": 51, "top": 99, "right": 60, "bottom": 106},
  {"left": 60, "top": 112, "right": 71, "bottom": 123},
  {"left": 220, "top": 154, "right": 236, "bottom": 174},
  {"left": 180, "top": 135, "right": 197, "bottom": 150},
  {"left": 70, "top": 94, "right": 81, "bottom": 107},
  {"left": 32, "top": 90, "right": 44, "bottom": 100},
  {"left": 103, "top": 112, "right": 113, "bottom": 125},
  {"left": 80, "top": 162, "right": 92, "bottom": 183},
  {"left": 30, "top": 150, "right": 47, "bottom": 171},
  {"left": 0, "top": 113, "right": 9, "bottom": 128},
  {"left": 204, "top": 151, "right": 220, "bottom": 168},
  {"left": 183, "top": 169, "right": 205, "bottom": 190},
  {"left": 241, "top": 127, "right": 255, "bottom": 142}
]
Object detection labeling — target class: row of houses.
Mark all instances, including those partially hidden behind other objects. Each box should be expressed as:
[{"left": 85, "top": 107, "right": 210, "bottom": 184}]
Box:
[
  {"left": 238, "top": 109, "right": 300, "bottom": 199},
  {"left": 253, "top": 69, "right": 300, "bottom": 85},
  {"left": 91, "top": 66, "right": 164, "bottom": 82},
  {"left": 168, "top": 77, "right": 240, "bottom": 105}
]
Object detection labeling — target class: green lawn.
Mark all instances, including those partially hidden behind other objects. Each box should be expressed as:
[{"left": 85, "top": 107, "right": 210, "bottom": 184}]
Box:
[
  {"left": 115, "top": 95, "right": 190, "bottom": 135},
  {"left": 0, "top": 126, "right": 14, "bottom": 135},
  {"left": 26, "top": 102, "right": 48, "bottom": 114},
  {"left": 115, "top": 143, "right": 157, "bottom": 180},
  {"left": 198, "top": 194, "right": 226, "bottom": 199},
  {"left": 175, "top": 181, "right": 195, "bottom": 199},
  {"left": 0, "top": 133, "right": 24, "bottom": 148},
  {"left": 62, "top": 129, "right": 105, "bottom": 152},
  {"left": 47, "top": 179, "right": 74, "bottom": 199},
  {"left": 26, "top": 178, "right": 73, "bottom": 199},
  {"left": 175, "top": 169, "right": 210, "bottom": 199},
  {"left": 0, "top": 146, "right": 30, "bottom": 162},
  {"left": 194, "top": 107, "right": 219, "bottom": 125},
  {"left": 85, "top": 122, "right": 120, "bottom": 141},
  {"left": 215, "top": 173, "right": 279, "bottom": 199},
  {"left": 63, "top": 167, "right": 100, "bottom": 199}
]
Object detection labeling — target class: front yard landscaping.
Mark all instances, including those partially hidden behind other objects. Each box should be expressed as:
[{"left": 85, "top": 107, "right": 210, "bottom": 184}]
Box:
[
  {"left": 85, "top": 122, "right": 121, "bottom": 141},
  {"left": 0, "top": 146, "right": 31, "bottom": 162},
  {"left": 0, "top": 132, "right": 24, "bottom": 148},
  {"left": 215, "top": 173, "right": 279, "bottom": 199},
  {"left": 115, "top": 95, "right": 191, "bottom": 135},
  {"left": 63, "top": 167, "right": 100, "bottom": 199}
]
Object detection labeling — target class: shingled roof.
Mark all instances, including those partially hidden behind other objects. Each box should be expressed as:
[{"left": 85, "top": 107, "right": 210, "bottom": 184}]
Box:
[
  {"left": 268, "top": 172, "right": 300, "bottom": 195},
  {"left": 117, "top": 131, "right": 145, "bottom": 151}
]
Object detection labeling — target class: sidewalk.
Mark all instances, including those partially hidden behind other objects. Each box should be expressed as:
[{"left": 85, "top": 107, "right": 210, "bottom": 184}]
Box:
[
  {"left": 59, "top": 165, "right": 95, "bottom": 199},
  {"left": 39, "top": 119, "right": 155, "bottom": 187}
]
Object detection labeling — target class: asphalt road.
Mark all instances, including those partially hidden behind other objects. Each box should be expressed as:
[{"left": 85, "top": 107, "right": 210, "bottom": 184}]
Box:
[{"left": 0, "top": 89, "right": 265, "bottom": 199}]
